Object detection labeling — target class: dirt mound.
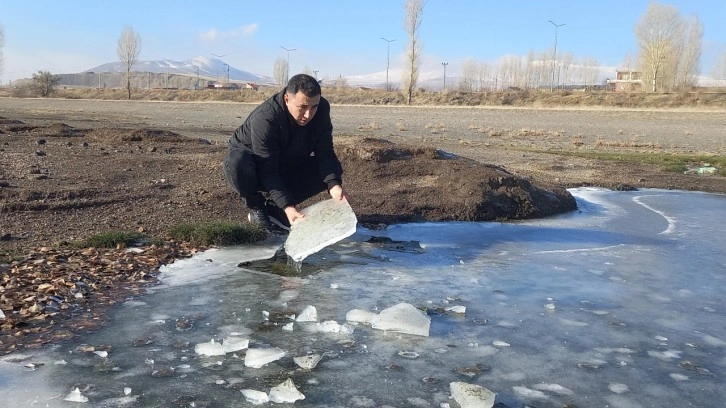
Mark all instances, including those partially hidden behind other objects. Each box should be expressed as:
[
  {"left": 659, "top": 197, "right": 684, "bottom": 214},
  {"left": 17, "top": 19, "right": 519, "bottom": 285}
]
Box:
[
  {"left": 337, "top": 137, "right": 577, "bottom": 225},
  {"left": 87, "top": 127, "right": 209, "bottom": 143}
]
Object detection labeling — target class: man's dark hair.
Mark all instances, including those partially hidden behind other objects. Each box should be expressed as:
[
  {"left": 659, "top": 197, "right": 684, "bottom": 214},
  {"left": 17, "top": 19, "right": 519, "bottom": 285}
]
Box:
[{"left": 286, "top": 74, "right": 321, "bottom": 97}]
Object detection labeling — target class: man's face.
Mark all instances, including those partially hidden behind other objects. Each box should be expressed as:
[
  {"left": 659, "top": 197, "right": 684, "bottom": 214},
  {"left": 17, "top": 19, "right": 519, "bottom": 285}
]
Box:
[{"left": 284, "top": 91, "right": 320, "bottom": 126}]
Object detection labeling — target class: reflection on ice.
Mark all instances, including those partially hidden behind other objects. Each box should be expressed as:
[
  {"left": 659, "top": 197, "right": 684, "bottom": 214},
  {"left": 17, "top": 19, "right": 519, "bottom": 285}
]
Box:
[{"left": 0, "top": 188, "right": 724, "bottom": 407}]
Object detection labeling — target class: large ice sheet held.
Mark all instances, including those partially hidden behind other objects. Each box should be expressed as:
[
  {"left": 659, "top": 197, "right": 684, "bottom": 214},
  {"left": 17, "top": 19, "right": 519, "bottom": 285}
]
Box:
[{"left": 284, "top": 199, "right": 357, "bottom": 262}]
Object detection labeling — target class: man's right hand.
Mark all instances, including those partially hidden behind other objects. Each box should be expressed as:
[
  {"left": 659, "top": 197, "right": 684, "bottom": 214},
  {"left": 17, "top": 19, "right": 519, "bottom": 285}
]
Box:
[{"left": 284, "top": 205, "right": 305, "bottom": 225}]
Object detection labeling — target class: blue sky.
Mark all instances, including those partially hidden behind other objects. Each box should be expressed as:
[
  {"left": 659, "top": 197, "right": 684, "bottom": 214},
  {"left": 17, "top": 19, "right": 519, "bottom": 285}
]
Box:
[{"left": 1, "top": 0, "right": 725, "bottom": 83}]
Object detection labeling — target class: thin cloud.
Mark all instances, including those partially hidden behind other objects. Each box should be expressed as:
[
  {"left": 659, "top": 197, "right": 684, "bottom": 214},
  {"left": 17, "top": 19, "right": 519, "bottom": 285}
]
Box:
[{"left": 200, "top": 23, "right": 259, "bottom": 41}]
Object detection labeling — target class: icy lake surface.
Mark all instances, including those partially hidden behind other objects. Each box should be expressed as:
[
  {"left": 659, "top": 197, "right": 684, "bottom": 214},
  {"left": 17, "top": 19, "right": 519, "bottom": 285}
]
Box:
[{"left": 1, "top": 188, "right": 724, "bottom": 407}]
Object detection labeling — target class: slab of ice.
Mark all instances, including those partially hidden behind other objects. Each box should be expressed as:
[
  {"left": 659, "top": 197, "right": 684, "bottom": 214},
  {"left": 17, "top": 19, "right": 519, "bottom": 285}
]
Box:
[
  {"left": 449, "top": 382, "right": 495, "bottom": 408},
  {"left": 346, "top": 309, "right": 377, "bottom": 325},
  {"left": 296, "top": 305, "right": 318, "bottom": 322},
  {"left": 370, "top": 303, "right": 431, "bottom": 337},
  {"left": 64, "top": 387, "right": 89, "bottom": 403},
  {"left": 194, "top": 340, "right": 226, "bottom": 357},
  {"left": 222, "top": 336, "right": 249, "bottom": 353},
  {"left": 244, "top": 347, "right": 286, "bottom": 368},
  {"left": 317, "top": 320, "right": 341, "bottom": 333},
  {"left": 241, "top": 389, "right": 269, "bottom": 405},
  {"left": 293, "top": 354, "right": 322, "bottom": 370},
  {"left": 269, "top": 378, "right": 305, "bottom": 403},
  {"left": 284, "top": 198, "right": 358, "bottom": 262}
]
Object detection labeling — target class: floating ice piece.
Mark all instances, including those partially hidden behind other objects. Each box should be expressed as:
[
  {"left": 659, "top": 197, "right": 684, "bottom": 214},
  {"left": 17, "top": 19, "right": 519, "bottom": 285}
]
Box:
[
  {"left": 346, "top": 309, "right": 377, "bottom": 325},
  {"left": 449, "top": 382, "right": 495, "bottom": 408},
  {"left": 445, "top": 305, "right": 466, "bottom": 314},
  {"left": 282, "top": 322, "right": 294, "bottom": 331},
  {"left": 194, "top": 340, "right": 226, "bottom": 357},
  {"left": 670, "top": 373, "right": 689, "bottom": 381},
  {"left": 0, "top": 309, "right": 5, "bottom": 320},
  {"left": 371, "top": 303, "right": 431, "bottom": 337},
  {"left": 93, "top": 351, "right": 108, "bottom": 358},
  {"left": 241, "top": 389, "right": 269, "bottom": 405},
  {"left": 608, "top": 383, "right": 629, "bottom": 394},
  {"left": 532, "top": 383, "right": 573, "bottom": 395},
  {"left": 317, "top": 320, "right": 341, "bottom": 333},
  {"left": 296, "top": 305, "right": 318, "bottom": 322},
  {"left": 544, "top": 303, "right": 556, "bottom": 311},
  {"left": 124, "top": 387, "right": 132, "bottom": 396},
  {"left": 284, "top": 198, "right": 357, "bottom": 262},
  {"left": 269, "top": 378, "right": 305, "bottom": 403},
  {"left": 222, "top": 336, "right": 249, "bottom": 353},
  {"left": 513, "top": 385, "right": 547, "bottom": 399},
  {"left": 492, "top": 340, "right": 510, "bottom": 348},
  {"left": 64, "top": 388, "right": 89, "bottom": 403},
  {"left": 244, "top": 347, "right": 286, "bottom": 368},
  {"left": 293, "top": 354, "right": 322, "bottom": 370}
]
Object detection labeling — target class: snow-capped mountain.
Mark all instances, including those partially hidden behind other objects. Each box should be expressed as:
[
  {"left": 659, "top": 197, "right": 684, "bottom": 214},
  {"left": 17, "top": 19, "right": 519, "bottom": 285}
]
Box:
[{"left": 85, "top": 56, "right": 273, "bottom": 84}]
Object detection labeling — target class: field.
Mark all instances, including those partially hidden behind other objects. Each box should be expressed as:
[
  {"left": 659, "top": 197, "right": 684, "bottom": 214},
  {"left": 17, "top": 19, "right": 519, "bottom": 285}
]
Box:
[{"left": 1, "top": 95, "right": 725, "bottom": 353}]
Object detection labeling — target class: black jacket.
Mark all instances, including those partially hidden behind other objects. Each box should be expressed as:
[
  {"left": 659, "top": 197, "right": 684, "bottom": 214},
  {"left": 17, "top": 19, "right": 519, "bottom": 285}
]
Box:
[{"left": 228, "top": 90, "right": 342, "bottom": 208}]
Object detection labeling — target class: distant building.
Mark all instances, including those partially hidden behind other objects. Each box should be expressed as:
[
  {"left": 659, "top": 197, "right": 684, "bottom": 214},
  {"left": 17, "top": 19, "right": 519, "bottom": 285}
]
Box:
[{"left": 607, "top": 71, "right": 642, "bottom": 92}]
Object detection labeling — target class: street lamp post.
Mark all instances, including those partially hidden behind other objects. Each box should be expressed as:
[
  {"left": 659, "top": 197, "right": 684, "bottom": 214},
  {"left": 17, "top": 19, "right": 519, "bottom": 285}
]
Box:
[
  {"left": 313, "top": 70, "right": 319, "bottom": 80},
  {"left": 381, "top": 37, "right": 395, "bottom": 91},
  {"left": 441, "top": 62, "right": 448, "bottom": 91},
  {"left": 280, "top": 46, "right": 296, "bottom": 83},
  {"left": 549, "top": 20, "right": 565, "bottom": 92}
]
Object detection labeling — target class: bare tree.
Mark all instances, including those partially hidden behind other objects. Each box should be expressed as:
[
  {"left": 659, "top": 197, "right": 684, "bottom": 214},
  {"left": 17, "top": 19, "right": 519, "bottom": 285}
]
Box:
[
  {"left": 301, "top": 65, "right": 313, "bottom": 76},
  {"left": 677, "top": 15, "right": 703, "bottom": 90},
  {"left": 117, "top": 26, "right": 142, "bottom": 99},
  {"left": 635, "top": 2, "right": 683, "bottom": 92},
  {"left": 713, "top": 47, "right": 726, "bottom": 86},
  {"left": 0, "top": 24, "right": 4, "bottom": 80},
  {"left": 458, "top": 60, "right": 478, "bottom": 92},
  {"left": 402, "top": 0, "right": 425, "bottom": 104},
  {"left": 31, "top": 70, "right": 61, "bottom": 97},
  {"left": 273, "top": 58, "right": 288, "bottom": 89}
]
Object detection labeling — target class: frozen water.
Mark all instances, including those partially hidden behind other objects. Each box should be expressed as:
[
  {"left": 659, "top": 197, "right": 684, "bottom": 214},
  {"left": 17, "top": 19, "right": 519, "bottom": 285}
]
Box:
[
  {"left": 293, "top": 354, "right": 322, "bottom": 370},
  {"left": 241, "top": 388, "right": 269, "bottom": 404},
  {"left": 450, "top": 382, "right": 496, "bottom": 407},
  {"left": 269, "top": 378, "right": 305, "bottom": 403},
  {"left": 370, "top": 303, "right": 431, "bottom": 336},
  {"left": 296, "top": 305, "right": 318, "bottom": 322},
  {"left": 0, "top": 188, "right": 724, "bottom": 407},
  {"left": 285, "top": 198, "right": 358, "bottom": 262},
  {"left": 244, "top": 347, "right": 286, "bottom": 368}
]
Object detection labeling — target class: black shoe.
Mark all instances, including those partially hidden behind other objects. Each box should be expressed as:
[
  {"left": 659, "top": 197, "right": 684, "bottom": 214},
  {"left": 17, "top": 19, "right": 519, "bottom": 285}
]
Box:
[
  {"left": 265, "top": 203, "right": 291, "bottom": 231},
  {"left": 248, "top": 207, "right": 287, "bottom": 235}
]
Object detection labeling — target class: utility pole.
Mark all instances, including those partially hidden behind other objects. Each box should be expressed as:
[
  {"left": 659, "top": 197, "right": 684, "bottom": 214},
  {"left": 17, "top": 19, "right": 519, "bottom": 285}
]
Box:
[
  {"left": 193, "top": 65, "right": 199, "bottom": 89},
  {"left": 222, "top": 63, "right": 229, "bottom": 85},
  {"left": 381, "top": 37, "right": 395, "bottom": 91},
  {"left": 441, "top": 62, "right": 448, "bottom": 91},
  {"left": 549, "top": 20, "right": 565, "bottom": 92},
  {"left": 280, "top": 46, "right": 296, "bottom": 83},
  {"left": 313, "top": 70, "right": 319, "bottom": 80}
]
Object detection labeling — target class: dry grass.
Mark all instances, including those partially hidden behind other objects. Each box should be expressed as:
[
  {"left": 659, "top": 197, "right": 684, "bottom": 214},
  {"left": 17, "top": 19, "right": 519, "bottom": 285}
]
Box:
[
  {"left": 595, "top": 139, "right": 661, "bottom": 148},
  {"left": 3, "top": 86, "right": 725, "bottom": 109}
]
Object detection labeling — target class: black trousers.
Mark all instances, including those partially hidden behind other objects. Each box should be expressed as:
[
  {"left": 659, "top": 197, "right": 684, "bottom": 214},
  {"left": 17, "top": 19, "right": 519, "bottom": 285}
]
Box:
[{"left": 223, "top": 148, "right": 330, "bottom": 209}]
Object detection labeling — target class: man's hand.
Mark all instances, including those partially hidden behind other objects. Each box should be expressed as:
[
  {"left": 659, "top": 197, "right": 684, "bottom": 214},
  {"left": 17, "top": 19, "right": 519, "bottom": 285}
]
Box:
[
  {"left": 284, "top": 205, "right": 305, "bottom": 225},
  {"left": 329, "top": 184, "right": 346, "bottom": 201}
]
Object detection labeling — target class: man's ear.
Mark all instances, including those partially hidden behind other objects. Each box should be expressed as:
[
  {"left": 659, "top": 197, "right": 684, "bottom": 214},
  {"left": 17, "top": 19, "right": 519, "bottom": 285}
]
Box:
[{"left": 283, "top": 92, "right": 289, "bottom": 104}]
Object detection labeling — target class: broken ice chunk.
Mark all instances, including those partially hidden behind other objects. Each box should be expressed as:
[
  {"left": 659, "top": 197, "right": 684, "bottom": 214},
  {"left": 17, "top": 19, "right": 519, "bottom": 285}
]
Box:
[
  {"left": 317, "top": 320, "right": 341, "bottom": 333},
  {"left": 124, "top": 387, "right": 132, "bottom": 396},
  {"left": 492, "top": 340, "right": 510, "bottom": 348},
  {"left": 293, "top": 354, "right": 322, "bottom": 370},
  {"left": 282, "top": 322, "right": 294, "bottom": 331},
  {"left": 445, "top": 305, "right": 466, "bottom": 314},
  {"left": 0, "top": 309, "right": 5, "bottom": 320},
  {"left": 371, "top": 303, "right": 431, "bottom": 337},
  {"left": 241, "top": 389, "right": 269, "bottom": 405},
  {"left": 346, "top": 309, "right": 377, "bottom": 325},
  {"left": 194, "top": 340, "right": 226, "bottom": 357},
  {"left": 269, "top": 378, "right": 305, "bottom": 403},
  {"left": 222, "top": 336, "right": 249, "bottom": 354},
  {"left": 449, "top": 382, "right": 495, "bottom": 408},
  {"left": 296, "top": 305, "right": 318, "bottom": 322},
  {"left": 64, "top": 388, "right": 89, "bottom": 403},
  {"left": 93, "top": 350, "right": 108, "bottom": 358},
  {"left": 244, "top": 347, "right": 286, "bottom": 368}
]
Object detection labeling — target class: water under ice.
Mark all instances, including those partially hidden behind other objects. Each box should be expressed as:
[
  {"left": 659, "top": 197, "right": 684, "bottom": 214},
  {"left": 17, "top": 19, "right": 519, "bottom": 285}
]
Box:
[{"left": 0, "top": 188, "right": 724, "bottom": 407}]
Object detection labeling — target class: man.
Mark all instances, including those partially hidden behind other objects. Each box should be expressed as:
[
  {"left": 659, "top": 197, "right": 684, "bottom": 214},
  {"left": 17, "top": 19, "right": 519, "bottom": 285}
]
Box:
[{"left": 223, "top": 73, "right": 346, "bottom": 232}]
